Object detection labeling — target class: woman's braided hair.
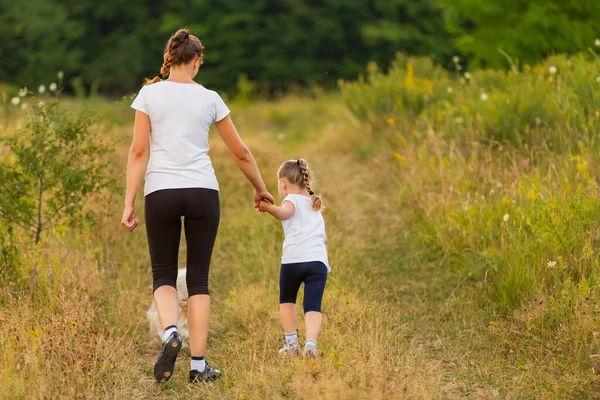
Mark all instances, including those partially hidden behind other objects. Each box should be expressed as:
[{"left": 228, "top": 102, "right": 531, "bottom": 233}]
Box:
[
  {"left": 145, "top": 28, "right": 204, "bottom": 85},
  {"left": 278, "top": 159, "right": 323, "bottom": 211}
]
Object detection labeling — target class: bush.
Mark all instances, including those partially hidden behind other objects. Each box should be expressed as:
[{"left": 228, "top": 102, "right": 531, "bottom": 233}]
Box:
[
  {"left": 339, "top": 54, "right": 451, "bottom": 127},
  {"left": 0, "top": 89, "right": 117, "bottom": 245}
]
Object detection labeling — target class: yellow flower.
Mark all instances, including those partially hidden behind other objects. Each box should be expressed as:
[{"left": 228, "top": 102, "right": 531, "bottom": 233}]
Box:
[{"left": 386, "top": 117, "right": 394, "bottom": 126}]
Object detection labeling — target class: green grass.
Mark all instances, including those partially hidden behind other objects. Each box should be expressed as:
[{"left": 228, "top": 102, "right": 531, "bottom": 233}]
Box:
[{"left": 2, "top": 54, "right": 600, "bottom": 398}]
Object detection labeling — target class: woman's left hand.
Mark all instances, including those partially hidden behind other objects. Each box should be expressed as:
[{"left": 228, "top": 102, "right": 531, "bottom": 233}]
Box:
[{"left": 121, "top": 205, "right": 139, "bottom": 231}]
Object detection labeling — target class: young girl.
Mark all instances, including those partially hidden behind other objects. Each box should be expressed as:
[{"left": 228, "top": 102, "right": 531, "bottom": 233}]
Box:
[
  {"left": 121, "top": 28, "right": 273, "bottom": 384},
  {"left": 258, "top": 159, "right": 330, "bottom": 358}
]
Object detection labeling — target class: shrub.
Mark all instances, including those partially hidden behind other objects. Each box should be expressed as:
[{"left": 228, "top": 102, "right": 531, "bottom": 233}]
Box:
[{"left": 0, "top": 89, "right": 117, "bottom": 245}]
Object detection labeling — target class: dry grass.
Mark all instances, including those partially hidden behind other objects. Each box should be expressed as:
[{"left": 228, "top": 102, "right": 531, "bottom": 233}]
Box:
[{"left": 2, "top": 91, "right": 600, "bottom": 399}]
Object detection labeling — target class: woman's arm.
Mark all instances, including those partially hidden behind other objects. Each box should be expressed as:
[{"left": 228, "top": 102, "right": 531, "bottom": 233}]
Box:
[
  {"left": 258, "top": 200, "right": 295, "bottom": 221},
  {"left": 121, "top": 110, "right": 150, "bottom": 231},
  {"left": 215, "top": 116, "right": 274, "bottom": 205}
]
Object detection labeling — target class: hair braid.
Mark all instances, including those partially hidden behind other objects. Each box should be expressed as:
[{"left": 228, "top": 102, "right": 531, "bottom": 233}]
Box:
[{"left": 144, "top": 28, "right": 203, "bottom": 85}]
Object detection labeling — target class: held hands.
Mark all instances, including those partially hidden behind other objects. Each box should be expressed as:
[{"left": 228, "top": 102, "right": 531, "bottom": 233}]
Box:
[
  {"left": 121, "top": 205, "right": 139, "bottom": 231},
  {"left": 254, "top": 189, "right": 274, "bottom": 214},
  {"left": 258, "top": 200, "right": 271, "bottom": 212}
]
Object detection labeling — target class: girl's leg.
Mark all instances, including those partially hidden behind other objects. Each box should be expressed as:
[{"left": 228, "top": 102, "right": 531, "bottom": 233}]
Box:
[
  {"left": 183, "top": 189, "right": 220, "bottom": 376},
  {"left": 303, "top": 262, "right": 328, "bottom": 356},
  {"left": 304, "top": 311, "right": 323, "bottom": 341},
  {"left": 280, "top": 303, "right": 297, "bottom": 333},
  {"left": 279, "top": 263, "right": 303, "bottom": 355}
]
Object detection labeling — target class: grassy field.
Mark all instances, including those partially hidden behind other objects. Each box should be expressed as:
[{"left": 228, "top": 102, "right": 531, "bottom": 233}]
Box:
[{"left": 2, "top": 52, "right": 600, "bottom": 399}]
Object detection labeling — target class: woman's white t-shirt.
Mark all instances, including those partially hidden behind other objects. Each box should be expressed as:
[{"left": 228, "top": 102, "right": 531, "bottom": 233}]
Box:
[
  {"left": 131, "top": 81, "right": 230, "bottom": 196},
  {"left": 281, "top": 194, "right": 331, "bottom": 272}
]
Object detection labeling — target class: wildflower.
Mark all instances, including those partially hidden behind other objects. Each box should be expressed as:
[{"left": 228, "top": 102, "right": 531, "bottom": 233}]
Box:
[
  {"left": 49, "top": 83, "right": 57, "bottom": 92},
  {"left": 503, "top": 214, "right": 509, "bottom": 222},
  {"left": 459, "top": 77, "right": 466, "bottom": 84},
  {"left": 480, "top": 93, "right": 488, "bottom": 101},
  {"left": 447, "top": 86, "right": 453, "bottom": 94},
  {"left": 38, "top": 85, "right": 46, "bottom": 94},
  {"left": 277, "top": 133, "right": 285, "bottom": 140},
  {"left": 11, "top": 96, "right": 21, "bottom": 105},
  {"left": 549, "top": 66, "right": 557, "bottom": 75},
  {"left": 595, "top": 39, "right": 600, "bottom": 47},
  {"left": 21, "top": 103, "right": 28, "bottom": 111},
  {"left": 547, "top": 261, "right": 556, "bottom": 268},
  {"left": 452, "top": 56, "right": 460, "bottom": 64},
  {"left": 464, "top": 72, "right": 471, "bottom": 80},
  {"left": 596, "top": 77, "right": 600, "bottom": 83},
  {"left": 18, "top": 89, "right": 27, "bottom": 97},
  {"left": 386, "top": 117, "right": 394, "bottom": 126},
  {"left": 57, "top": 71, "right": 64, "bottom": 80}
]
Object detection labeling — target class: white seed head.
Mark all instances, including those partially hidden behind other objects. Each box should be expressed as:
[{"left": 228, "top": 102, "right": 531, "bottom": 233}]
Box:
[
  {"left": 57, "top": 71, "right": 64, "bottom": 80},
  {"left": 447, "top": 86, "right": 453, "bottom": 93},
  {"left": 38, "top": 85, "right": 46, "bottom": 94},
  {"left": 549, "top": 66, "right": 557, "bottom": 75},
  {"left": 49, "top": 83, "right": 57, "bottom": 92},
  {"left": 464, "top": 72, "right": 471, "bottom": 80},
  {"left": 480, "top": 93, "right": 488, "bottom": 101},
  {"left": 503, "top": 214, "right": 509, "bottom": 222},
  {"left": 452, "top": 56, "right": 460, "bottom": 64},
  {"left": 595, "top": 39, "right": 600, "bottom": 47},
  {"left": 10, "top": 97, "right": 20, "bottom": 105}
]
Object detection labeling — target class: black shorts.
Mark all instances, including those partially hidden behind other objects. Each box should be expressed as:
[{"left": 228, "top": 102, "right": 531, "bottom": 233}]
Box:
[
  {"left": 145, "top": 188, "right": 220, "bottom": 297},
  {"left": 279, "top": 261, "right": 328, "bottom": 313}
]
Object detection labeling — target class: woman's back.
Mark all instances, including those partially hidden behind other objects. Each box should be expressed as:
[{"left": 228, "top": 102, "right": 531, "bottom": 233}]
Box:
[{"left": 131, "top": 81, "right": 229, "bottom": 195}]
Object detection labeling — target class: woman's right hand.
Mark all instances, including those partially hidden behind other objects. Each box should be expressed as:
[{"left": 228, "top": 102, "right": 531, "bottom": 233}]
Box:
[{"left": 254, "top": 189, "right": 274, "bottom": 210}]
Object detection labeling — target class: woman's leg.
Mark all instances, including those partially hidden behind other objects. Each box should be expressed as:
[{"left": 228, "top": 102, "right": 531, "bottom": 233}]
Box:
[
  {"left": 145, "top": 190, "right": 183, "bottom": 332},
  {"left": 303, "top": 262, "right": 328, "bottom": 346},
  {"left": 182, "top": 189, "right": 220, "bottom": 364},
  {"left": 145, "top": 189, "right": 184, "bottom": 382}
]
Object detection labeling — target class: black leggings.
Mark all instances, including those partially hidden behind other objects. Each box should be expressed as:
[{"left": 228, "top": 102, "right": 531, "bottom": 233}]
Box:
[
  {"left": 145, "top": 188, "right": 220, "bottom": 297},
  {"left": 280, "top": 261, "right": 328, "bottom": 313}
]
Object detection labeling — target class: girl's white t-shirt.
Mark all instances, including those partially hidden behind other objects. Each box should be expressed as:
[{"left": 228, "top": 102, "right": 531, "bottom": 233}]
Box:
[
  {"left": 131, "top": 81, "right": 230, "bottom": 196},
  {"left": 281, "top": 194, "right": 331, "bottom": 272}
]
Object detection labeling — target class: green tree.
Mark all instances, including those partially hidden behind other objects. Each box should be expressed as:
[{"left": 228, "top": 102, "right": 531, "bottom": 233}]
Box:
[
  {"left": 441, "top": 0, "right": 600, "bottom": 68},
  {"left": 0, "top": 92, "right": 117, "bottom": 244}
]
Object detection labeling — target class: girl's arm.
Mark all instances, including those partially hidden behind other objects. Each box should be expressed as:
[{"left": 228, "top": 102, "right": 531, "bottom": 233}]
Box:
[
  {"left": 121, "top": 110, "right": 150, "bottom": 231},
  {"left": 258, "top": 200, "right": 295, "bottom": 221},
  {"left": 215, "top": 116, "right": 274, "bottom": 205}
]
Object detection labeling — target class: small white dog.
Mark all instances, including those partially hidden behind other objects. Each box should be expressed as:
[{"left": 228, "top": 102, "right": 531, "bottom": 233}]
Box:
[{"left": 147, "top": 268, "right": 190, "bottom": 348}]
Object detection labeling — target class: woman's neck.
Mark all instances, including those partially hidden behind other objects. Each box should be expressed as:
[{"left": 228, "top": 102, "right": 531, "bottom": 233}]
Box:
[{"left": 167, "top": 68, "right": 196, "bottom": 84}]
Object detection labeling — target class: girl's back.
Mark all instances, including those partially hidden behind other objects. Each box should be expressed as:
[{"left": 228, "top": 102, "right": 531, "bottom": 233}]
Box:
[{"left": 281, "top": 194, "right": 330, "bottom": 272}]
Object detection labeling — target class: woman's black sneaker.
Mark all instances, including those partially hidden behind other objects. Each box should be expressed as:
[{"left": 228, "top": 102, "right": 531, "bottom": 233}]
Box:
[
  {"left": 153, "top": 331, "right": 182, "bottom": 382},
  {"left": 189, "top": 363, "right": 222, "bottom": 383}
]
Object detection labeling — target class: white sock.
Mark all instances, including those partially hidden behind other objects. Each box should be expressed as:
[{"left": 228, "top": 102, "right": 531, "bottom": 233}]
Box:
[
  {"left": 163, "top": 325, "right": 178, "bottom": 342},
  {"left": 305, "top": 339, "right": 317, "bottom": 348},
  {"left": 191, "top": 356, "right": 206, "bottom": 372},
  {"left": 285, "top": 331, "right": 298, "bottom": 346}
]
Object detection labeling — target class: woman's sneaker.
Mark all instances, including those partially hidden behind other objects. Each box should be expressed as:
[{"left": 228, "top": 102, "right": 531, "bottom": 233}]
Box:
[
  {"left": 190, "top": 363, "right": 222, "bottom": 383},
  {"left": 278, "top": 342, "right": 301, "bottom": 357},
  {"left": 153, "top": 331, "right": 182, "bottom": 382},
  {"left": 303, "top": 342, "right": 318, "bottom": 360}
]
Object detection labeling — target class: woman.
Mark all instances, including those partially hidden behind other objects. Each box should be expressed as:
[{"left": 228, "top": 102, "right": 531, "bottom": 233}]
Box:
[{"left": 121, "top": 28, "right": 274, "bottom": 384}]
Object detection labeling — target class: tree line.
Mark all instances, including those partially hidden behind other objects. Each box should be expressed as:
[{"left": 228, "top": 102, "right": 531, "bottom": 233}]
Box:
[{"left": 0, "top": 0, "right": 598, "bottom": 95}]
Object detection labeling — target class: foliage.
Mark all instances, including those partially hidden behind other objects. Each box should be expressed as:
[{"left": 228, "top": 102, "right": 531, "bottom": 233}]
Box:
[
  {"left": 441, "top": 0, "right": 600, "bottom": 68},
  {"left": 0, "top": 0, "right": 450, "bottom": 95},
  {"left": 0, "top": 89, "right": 117, "bottom": 244}
]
